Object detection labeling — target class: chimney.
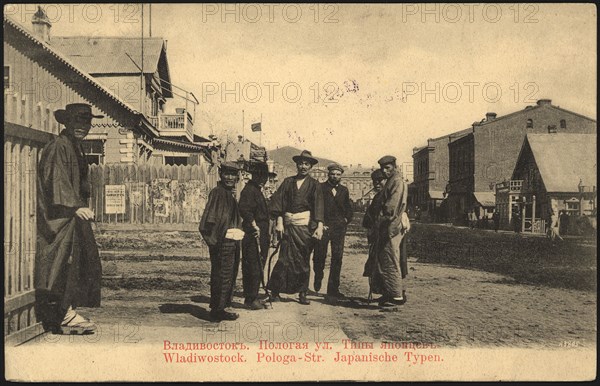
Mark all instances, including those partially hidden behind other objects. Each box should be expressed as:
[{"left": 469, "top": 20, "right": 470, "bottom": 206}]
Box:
[
  {"left": 358, "top": 163, "right": 362, "bottom": 169},
  {"left": 537, "top": 99, "right": 552, "bottom": 106},
  {"left": 486, "top": 112, "right": 497, "bottom": 122},
  {"left": 32, "top": 6, "right": 52, "bottom": 43}
]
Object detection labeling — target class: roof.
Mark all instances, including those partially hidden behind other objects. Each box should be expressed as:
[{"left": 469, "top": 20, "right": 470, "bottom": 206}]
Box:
[
  {"left": 525, "top": 133, "right": 597, "bottom": 192},
  {"left": 3, "top": 16, "right": 158, "bottom": 136},
  {"left": 51, "top": 36, "right": 173, "bottom": 97},
  {"left": 52, "top": 36, "right": 165, "bottom": 74},
  {"left": 474, "top": 192, "right": 496, "bottom": 207}
]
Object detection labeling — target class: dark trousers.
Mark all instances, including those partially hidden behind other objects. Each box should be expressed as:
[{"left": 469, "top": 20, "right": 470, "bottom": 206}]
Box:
[
  {"left": 209, "top": 241, "right": 240, "bottom": 311},
  {"left": 313, "top": 223, "right": 346, "bottom": 295},
  {"left": 241, "top": 222, "right": 270, "bottom": 302}
]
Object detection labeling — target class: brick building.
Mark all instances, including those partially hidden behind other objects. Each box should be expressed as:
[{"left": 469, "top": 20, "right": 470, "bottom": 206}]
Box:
[
  {"left": 411, "top": 129, "right": 471, "bottom": 222},
  {"left": 445, "top": 100, "right": 596, "bottom": 224}
]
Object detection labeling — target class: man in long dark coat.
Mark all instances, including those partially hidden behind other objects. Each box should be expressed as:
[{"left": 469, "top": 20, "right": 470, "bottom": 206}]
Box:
[
  {"left": 199, "top": 162, "right": 243, "bottom": 321},
  {"left": 370, "top": 155, "right": 409, "bottom": 307},
  {"left": 35, "top": 103, "right": 103, "bottom": 334},
  {"left": 239, "top": 161, "right": 270, "bottom": 310},
  {"left": 313, "top": 163, "right": 353, "bottom": 301},
  {"left": 362, "top": 169, "right": 386, "bottom": 290},
  {"left": 267, "top": 150, "right": 324, "bottom": 305}
]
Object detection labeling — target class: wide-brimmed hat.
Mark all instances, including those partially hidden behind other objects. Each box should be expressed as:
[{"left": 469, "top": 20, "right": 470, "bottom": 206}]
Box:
[
  {"left": 292, "top": 150, "right": 318, "bottom": 165},
  {"left": 54, "top": 103, "right": 104, "bottom": 125}
]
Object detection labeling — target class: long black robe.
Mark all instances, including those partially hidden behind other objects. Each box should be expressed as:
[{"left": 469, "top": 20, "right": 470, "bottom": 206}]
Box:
[
  {"left": 239, "top": 180, "right": 270, "bottom": 302},
  {"left": 199, "top": 183, "right": 241, "bottom": 311},
  {"left": 267, "top": 176, "right": 324, "bottom": 294},
  {"left": 35, "top": 131, "right": 102, "bottom": 314}
]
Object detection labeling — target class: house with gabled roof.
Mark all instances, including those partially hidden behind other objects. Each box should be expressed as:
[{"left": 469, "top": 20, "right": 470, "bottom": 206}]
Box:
[{"left": 499, "top": 133, "right": 597, "bottom": 232}]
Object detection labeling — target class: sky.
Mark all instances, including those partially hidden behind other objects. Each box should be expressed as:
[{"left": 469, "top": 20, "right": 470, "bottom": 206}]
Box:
[{"left": 7, "top": 3, "right": 597, "bottom": 168}]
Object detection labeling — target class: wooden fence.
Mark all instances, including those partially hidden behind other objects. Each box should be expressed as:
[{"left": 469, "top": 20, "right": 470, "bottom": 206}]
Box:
[{"left": 89, "top": 163, "right": 217, "bottom": 224}]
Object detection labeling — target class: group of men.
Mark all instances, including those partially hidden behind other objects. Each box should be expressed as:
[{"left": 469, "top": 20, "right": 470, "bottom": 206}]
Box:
[
  {"left": 199, "top": 149, "right": 411, "bottom": 321},
  {"left": 35, "top": 103, "right": 410, "bottom": 332}
]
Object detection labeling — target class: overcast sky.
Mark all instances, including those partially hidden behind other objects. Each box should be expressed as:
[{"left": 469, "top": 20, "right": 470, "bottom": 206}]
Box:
[{"left": 9, "top": 3, "right": 597, "bottom": 167}]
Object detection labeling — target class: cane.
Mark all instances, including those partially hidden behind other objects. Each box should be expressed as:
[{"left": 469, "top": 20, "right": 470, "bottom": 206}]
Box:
[
  {"left": 266, "top": 237, "right": 282, "bottom": 290},
  {"left": 254, "top": 233, "right": 273, "bottom": 309}
]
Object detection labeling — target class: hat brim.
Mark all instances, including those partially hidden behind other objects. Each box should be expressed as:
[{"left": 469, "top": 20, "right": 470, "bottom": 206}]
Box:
[
  {"left": 54, "top": 110, "right": 104, "bottom": 124},
  {"left": 292, "top": 155, "right": 318, "bottom": 165}
]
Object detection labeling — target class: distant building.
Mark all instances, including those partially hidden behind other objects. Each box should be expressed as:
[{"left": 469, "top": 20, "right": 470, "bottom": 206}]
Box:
[
  {"left": 500, "top": 133, "right": 597, "bottom": 233},
  {"left": 444, "top": 100, "right": 596, "bottom": 225},
  {"left": 411, "top": 129, "right": 471, "bottom": 222}
]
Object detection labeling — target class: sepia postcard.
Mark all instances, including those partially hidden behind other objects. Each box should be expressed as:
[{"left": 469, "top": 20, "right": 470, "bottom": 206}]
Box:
[{"left": 3, "top": 3, "right": 597, "bottom": 382}]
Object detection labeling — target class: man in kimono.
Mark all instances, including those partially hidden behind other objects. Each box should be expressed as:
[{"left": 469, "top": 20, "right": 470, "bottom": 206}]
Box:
[
  {"left": 371, "top": 155, "right": 409, "bottom": 307},
  {"left": 313, "top": 163, "right": 353, "bottom": 301},
  {"left": 267, "top": 150, "right": 324, "bottom": 305},
  {"left": 36, "top": 103, "right": 103, "bottom": 334},
  {"left": 239, "top": 161, "right": 270, "bottom": 310},
  {"left": 199, "top": 162, "right": 243, "bottom": 321}
]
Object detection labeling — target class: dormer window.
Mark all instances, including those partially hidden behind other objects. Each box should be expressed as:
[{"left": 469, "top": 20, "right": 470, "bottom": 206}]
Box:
[{"left": 526, "top": 119, "right": 533, "bottom": 129}]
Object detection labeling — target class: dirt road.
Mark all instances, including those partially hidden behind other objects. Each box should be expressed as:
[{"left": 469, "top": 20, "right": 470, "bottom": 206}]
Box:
[{"left": 23, "top": 226, "right": 596, "bottom": 348}]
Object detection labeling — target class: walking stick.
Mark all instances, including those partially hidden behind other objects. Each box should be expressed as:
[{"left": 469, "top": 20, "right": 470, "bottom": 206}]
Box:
[{"left": 254, "top": 233, "right": 273, "bottom": 309}]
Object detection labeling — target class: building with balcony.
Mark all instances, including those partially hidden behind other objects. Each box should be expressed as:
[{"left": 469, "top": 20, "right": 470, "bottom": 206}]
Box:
[
  {"left": 507, "top": 133, "right": 597, "bottom": 233},
  {"left": 51, "top": 27, "right": 205, "bottom": 165},
  {"left": 443, "top": 100, "right": 596, "bottom": 224}
]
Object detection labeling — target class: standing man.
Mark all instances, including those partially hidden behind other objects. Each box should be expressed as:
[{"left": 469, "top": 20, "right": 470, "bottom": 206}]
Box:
[
  {"left": 239, "top": 161, "right": 270, "bottom": 310},
  {"left": 36, "top": 103, "right": 103, "bottom": 334},
  {"left": 492, "top": 209, "right": 500, "bottom": 232},
  {"left": 199, "top": 162, "right": 244, "bottom": 321},
  {"left": 313, "top": 163, "right": 353, "bottom": 301},
  {"left": 362, "top": 169, "right": 386, "bottom": 295},
  {"left": 267, "top": 150, "right": 324, "bottom": 305},
  {"left": 373, "top": 155, "right": 408, "bottom": 307}
]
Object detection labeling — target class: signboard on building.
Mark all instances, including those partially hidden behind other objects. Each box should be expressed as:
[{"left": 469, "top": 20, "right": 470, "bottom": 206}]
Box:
[{"left": 105, "top": 185, "right": 126, "bottom": 214}]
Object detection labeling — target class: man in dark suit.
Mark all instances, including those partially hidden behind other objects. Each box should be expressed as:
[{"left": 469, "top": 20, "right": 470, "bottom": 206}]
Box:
[{"left": 313, "top": 163, "right": 353, "bottom": 301}]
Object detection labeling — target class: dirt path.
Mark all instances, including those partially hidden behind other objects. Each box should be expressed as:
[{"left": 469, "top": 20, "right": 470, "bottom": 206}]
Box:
[{"left": 22, "top": 229, "right": 595, "bottom": 349}]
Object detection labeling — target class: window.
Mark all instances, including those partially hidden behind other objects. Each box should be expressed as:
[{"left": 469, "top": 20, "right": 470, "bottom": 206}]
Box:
[
  {"left": 526, "top": 119, "right": 533, "bottom": 129},
  {"left": 165, "top": 156, "right": 188, "bottom": 166},
  {"left": 4, "top": 66, "right": 10, "bottom": 89},
  {"left": 81, "top": 140, "right": 104, "bottom": 165},
  {"left": 560, "top": 119, "right": 566, "bottom": 129}
]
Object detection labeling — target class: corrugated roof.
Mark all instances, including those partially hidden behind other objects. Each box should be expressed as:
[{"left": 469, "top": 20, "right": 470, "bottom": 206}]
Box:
[
  {"left": 526, "top": 133, "right": 597, "bottom": 192},
  {"left": 51, "top": 36, "right": 166, "bottom": 75}
]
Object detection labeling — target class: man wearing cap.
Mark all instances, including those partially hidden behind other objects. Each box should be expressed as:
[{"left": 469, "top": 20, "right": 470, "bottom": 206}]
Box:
[
  {"left": 199, "top": 162, "right": 244, "bottom": 321},
  {"left": 313, "top": 163, "right": 353, "bottom": 301},
  {"left": 35, "top": 103, "right": 103, "bottom": 334},
  {"left": 239, "top": 162, "right": 270, "bottom": 310},
  {"left": 267, "top": 150, "right": 324, "bottom": 305},
  {"left": 371, "top": 155, "right": 409, "bottom": 307},
  {"left": 362, "top": 169, "right": 387, "bottom": 284}
]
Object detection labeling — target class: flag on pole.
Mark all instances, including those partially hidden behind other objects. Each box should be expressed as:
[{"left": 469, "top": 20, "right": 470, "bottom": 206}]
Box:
[{"left": 251, "top": 122, "right": 262, "bottom": 132}]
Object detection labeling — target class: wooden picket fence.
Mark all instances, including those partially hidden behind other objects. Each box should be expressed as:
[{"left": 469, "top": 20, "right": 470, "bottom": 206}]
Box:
[{"left": 89, "top": 163, "right": 218, "bottom": 225}]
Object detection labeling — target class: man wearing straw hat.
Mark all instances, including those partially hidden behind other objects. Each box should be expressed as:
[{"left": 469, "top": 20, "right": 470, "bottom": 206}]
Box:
[
  {"left": 35, "top": 103, "right": 104, "bottom": 334},
  {"left": 199, "top": 161, "right": 244, "bottom": 321},
  {"left": 267, "top": 150, "right": 324, "bottom": 305}
]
